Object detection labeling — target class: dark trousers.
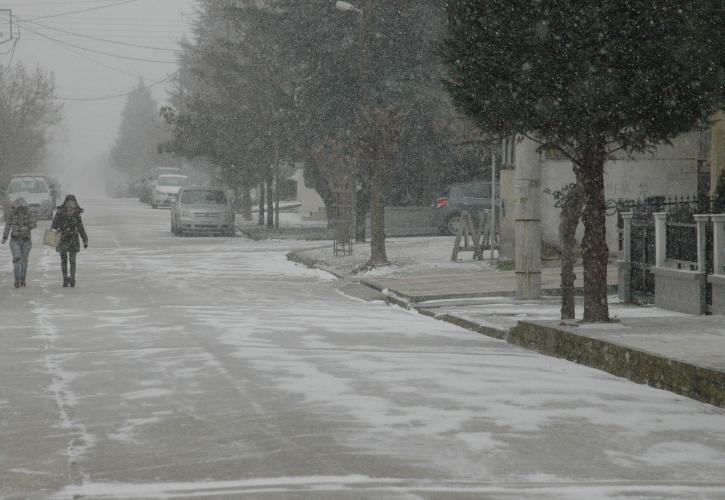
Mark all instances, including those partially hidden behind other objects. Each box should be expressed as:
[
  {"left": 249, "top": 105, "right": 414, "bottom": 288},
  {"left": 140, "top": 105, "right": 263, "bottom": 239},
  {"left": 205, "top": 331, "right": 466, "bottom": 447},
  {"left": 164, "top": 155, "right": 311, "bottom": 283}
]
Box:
[{"left": 60, "top": 251, "right": 77, "bottom": 279}]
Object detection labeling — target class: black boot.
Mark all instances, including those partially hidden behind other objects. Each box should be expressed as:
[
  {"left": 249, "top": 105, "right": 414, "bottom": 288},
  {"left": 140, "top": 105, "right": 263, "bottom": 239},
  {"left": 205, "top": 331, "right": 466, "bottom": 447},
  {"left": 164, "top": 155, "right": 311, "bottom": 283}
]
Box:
[
  {"left": 61, "top": 260, "right": 68, "bottom": 288},
  {"left": 70, "top": 261, "right": 76, "bottom": 288}
]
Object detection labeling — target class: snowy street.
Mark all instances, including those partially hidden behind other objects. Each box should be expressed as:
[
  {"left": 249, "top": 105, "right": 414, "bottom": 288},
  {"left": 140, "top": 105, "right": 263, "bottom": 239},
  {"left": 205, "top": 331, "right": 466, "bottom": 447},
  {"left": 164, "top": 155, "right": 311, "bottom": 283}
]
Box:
[{"left": 2, "top": 199, "right": 725, "bottom": 499}]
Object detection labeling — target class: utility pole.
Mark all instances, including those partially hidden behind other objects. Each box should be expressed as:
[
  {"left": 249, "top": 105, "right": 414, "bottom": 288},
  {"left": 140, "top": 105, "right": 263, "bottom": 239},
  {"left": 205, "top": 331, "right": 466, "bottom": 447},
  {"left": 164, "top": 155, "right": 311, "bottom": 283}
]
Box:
[
  {"left": 514, "top": 135, "right": 542, "bottom": 299},
  {"left": 490, "top": 139, "right": 497, "bottom": 259},
  {"left": 357, "top": 0, "right": 371, "bottom": 244}
]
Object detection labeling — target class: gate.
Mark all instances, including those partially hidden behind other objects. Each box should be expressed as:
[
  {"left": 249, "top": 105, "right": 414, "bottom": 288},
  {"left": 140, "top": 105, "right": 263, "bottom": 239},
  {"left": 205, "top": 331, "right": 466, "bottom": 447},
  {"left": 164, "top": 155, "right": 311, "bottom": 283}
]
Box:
[
  {"left": 627, "top": 216, "right": 656, "bottom": 304},
  {"left": 618, "top": 195, "right": 714, "bottom": 306},
  {"left": 617, "top": 198, "right": 662, "bottom": 304}
]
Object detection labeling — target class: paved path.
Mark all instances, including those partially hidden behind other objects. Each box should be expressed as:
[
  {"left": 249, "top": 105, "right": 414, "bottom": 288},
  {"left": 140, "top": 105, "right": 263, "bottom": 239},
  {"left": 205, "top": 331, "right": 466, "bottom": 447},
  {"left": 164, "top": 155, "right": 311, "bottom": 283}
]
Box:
[
  {"left": 2, "top": 199, "right": 725, "bottom": 499},
  {"left": 361, "top": 265, "right": 619, "bottom": 303}
]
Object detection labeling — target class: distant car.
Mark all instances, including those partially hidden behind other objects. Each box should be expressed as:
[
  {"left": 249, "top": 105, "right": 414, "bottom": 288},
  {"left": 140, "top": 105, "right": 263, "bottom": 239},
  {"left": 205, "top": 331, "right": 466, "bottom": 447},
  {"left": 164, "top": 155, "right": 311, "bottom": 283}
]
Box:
[
  {"left": 171, "top": 188, "right": 235, "bottom": 237},
  {"left": 152, "top": 166, "right": 181, "bottom": 180},
  {"left": 433, "top": 180, "right": 499, "bottom": 235},
  {"left": 4, "top": 174, "right": 55, "bottom": 220},
  {"left": 151, "top": 174, "right": 190, "bottom": 209}
]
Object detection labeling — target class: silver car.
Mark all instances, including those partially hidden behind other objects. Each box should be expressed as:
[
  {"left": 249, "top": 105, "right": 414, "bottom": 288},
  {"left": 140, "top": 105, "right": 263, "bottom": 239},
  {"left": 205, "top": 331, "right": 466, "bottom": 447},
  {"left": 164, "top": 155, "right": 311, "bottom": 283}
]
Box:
[
  {"left": 4, "top": 175, "right": 55, "bottom": 220},
  {"left": 171, "top": 188, "right": 235, "bottom": 237}
]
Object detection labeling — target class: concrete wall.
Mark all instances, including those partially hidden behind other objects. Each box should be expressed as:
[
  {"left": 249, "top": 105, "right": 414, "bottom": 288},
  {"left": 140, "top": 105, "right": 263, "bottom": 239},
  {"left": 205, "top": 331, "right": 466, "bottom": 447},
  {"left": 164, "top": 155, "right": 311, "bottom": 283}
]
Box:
[
  {"left": 290, "top": 168, "right": 326, "bottom": 220},
  {"left": 652, "top": 267, "right": 707, "bottom": 315},
  {"left": 364, "top": 207, "right": 437, "bottom": 237},
  {"left": 508, "top": 133, "right": 699, "bottom": 254}
]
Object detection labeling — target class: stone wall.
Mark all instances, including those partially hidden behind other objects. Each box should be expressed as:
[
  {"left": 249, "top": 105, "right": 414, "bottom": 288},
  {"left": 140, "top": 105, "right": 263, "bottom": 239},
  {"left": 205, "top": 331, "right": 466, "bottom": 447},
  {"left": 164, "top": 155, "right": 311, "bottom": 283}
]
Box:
[{"left": 652, "top": 267, "right": 707, "bottom": 315}]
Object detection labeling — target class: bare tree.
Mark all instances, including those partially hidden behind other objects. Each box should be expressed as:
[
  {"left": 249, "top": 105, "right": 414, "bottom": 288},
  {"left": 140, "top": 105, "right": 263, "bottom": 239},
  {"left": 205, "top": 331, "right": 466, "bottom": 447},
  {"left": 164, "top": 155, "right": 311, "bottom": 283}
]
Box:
[{"left": 0, "top": 64, "right": 62, "bottom": 184}]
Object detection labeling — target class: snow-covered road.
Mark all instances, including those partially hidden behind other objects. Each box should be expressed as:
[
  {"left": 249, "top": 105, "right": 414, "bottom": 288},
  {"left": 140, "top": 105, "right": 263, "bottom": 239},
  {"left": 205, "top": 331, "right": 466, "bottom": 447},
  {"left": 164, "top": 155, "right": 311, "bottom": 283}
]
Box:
[{"left": 2, "top": 198, "right": 725, "bottom": 499}]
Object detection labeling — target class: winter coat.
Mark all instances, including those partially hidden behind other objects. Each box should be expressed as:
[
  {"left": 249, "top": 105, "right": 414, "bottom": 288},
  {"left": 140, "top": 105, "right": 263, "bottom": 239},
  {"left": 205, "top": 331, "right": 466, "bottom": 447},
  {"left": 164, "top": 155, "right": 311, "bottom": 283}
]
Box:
[
  {"left": 3, "top": 207, "right": 36, "bottom": 241},
  {"left": 51, "top": 208, "right": 88, "bottom": 253}
]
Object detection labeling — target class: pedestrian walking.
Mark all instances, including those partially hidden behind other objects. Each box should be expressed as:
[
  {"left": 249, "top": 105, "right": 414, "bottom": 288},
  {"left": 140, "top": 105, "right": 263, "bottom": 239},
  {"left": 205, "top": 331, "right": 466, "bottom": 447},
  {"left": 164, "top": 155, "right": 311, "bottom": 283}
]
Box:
[
  {"left": 2, "top": 197, "right": 37, "bottom": 288},
  {"left": 51, "top": 195, "right": 88, "bottom": 288}
]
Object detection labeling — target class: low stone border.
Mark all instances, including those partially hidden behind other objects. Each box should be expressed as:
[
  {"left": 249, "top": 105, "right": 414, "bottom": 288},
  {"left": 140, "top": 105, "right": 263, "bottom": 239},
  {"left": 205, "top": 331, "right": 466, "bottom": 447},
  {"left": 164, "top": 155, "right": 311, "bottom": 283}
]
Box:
[
  {"left": 508, "top": 321, "right": 725, "bottom": 408},
  {"left": 285, "top": 247, "right": 347, "bottom": 279}
]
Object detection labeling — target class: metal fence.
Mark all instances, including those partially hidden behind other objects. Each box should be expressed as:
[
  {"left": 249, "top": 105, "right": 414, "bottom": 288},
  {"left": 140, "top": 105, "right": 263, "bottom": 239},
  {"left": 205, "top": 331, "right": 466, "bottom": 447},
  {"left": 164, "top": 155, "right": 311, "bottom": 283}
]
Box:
[{"left": 617, "top": 195, "right": 715, "bottom": 304}]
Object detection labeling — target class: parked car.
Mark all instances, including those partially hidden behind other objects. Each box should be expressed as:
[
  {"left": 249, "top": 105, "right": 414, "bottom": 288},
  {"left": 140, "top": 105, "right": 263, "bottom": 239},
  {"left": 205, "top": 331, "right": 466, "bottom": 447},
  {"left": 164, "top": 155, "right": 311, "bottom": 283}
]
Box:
[
  {"left": 152, "top": 166, "right": 181, "bottom": 180},
  {"left": 151, "top": 174, "right": 190, "bottom": 208},
  {"left": 3, "top": 174, "right": 55, "bottom": 220},
  {"left": 433, "top": 180, "right": 499, "bottom": 235},
  {"left": 171, "top": 188, "right": 235, "bottom": 237}
]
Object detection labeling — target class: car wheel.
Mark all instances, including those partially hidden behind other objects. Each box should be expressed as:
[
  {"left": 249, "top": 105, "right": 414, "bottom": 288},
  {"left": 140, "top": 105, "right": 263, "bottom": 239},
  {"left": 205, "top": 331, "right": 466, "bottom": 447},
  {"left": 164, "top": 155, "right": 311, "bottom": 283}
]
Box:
[
  {"left": 151, "top": 202, "right": 157, "bottom": 209},
  {"left": 445, "top": 214, "right": 463, "bottom": 236}
]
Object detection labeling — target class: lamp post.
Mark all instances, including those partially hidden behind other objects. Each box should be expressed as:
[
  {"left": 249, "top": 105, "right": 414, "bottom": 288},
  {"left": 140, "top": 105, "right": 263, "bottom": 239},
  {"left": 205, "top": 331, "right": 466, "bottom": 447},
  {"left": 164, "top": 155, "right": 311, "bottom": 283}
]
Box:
[{"left": 336, "top": 0, "right": 371, "bottom": 243}]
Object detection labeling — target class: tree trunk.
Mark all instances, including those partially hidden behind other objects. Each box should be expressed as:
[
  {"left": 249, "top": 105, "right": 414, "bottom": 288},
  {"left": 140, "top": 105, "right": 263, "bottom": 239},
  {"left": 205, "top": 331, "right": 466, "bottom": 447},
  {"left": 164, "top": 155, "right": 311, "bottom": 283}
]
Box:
[
  {"left": 241, "top": 183, "right": 252, "bottom": 221},
  {"left": 576, "top": 151, "right": 610, "bottom": 322},
  {"left": 258, "top": 182, "right": 265, "bottom": 226},
  {"left": 560, "top": 185, "right": 584, "bottom": 320},
  {"left": 368, "top": 163, "right": 388, "bottom": 266},
  {"left": 266, "top": 175, "right": 274, "bottom": 229}
]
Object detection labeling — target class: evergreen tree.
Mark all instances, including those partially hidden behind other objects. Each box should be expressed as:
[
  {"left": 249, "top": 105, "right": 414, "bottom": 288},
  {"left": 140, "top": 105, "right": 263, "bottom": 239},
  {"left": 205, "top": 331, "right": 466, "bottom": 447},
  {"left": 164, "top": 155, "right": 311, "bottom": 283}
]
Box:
[
  {"left": 111, "top": 80, "right": 170, "bottom": 180},
  {"left": 441, "top": 0, "right": 725, "bottom": 321}
]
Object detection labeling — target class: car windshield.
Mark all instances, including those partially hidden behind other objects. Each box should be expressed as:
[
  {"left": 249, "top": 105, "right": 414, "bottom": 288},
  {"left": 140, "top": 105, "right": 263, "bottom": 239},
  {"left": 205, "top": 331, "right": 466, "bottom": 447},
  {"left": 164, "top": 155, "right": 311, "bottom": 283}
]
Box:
[
  {"left": 158, "top": 176, "right": 189, "bottom": 187},
  {"left": 8, "top": 178, "right": 48, "bottom": 194},
  {"left": 181, "top": 190, "right": 226, "bottom": 205},
  {"left": 156, "top": 169, "right": 180, "bottom": 177}
]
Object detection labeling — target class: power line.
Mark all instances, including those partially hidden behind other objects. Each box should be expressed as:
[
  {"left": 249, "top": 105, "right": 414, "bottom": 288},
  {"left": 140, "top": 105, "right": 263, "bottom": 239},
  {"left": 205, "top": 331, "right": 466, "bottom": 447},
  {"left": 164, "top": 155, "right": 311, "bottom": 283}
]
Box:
[
  {"left": 57, "top": 71, "right": 177, "bottom": 102},
  {"left": 43, "top": 32, "right": 151, "bottom": 79},
  {"left": 27, "top": 0, "right": 141, "bottom": 21},
  {"left": 1, "top": 0, "right": 128, "bottom": 5},
  {"left": 17, "top": 16, "right": 177, "bottom": 52},
  {"left": 19, "top": 22, "right": 177, "bottom": 64}
]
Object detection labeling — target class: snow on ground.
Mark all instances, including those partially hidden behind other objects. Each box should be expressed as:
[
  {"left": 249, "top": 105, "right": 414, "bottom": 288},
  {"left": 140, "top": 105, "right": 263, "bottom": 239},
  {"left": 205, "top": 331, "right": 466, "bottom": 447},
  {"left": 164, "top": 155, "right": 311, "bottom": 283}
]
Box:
[
  {"left": 2, "top": 199, "right": 725, "bottom": 500},
  {"left": 298, "top": 236, "right": 498, "bottom": 277}
]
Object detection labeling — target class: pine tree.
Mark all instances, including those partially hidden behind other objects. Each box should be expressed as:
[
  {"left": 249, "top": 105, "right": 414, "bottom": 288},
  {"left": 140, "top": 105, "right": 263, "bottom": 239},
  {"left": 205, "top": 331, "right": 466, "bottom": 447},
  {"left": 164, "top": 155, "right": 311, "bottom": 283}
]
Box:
[
  {"left": 111, "top": 80, "right": 169, "bottom": 180},
  {"left": 441, "top": 0, "right": 725, "bottom": 321}
]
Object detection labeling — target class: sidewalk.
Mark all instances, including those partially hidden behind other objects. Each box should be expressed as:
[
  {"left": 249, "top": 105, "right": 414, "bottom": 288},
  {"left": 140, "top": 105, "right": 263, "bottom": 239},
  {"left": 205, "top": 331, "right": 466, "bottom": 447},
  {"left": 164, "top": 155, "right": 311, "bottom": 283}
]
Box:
[
  {"left": 286, "top": 243, "right": 724, "bottom": 407},
  {"left": 416, "top": 296, "right": 725, "bottom": 408},
  {"left": 361, "top": 265, "right": 619, "bottom": 303}
]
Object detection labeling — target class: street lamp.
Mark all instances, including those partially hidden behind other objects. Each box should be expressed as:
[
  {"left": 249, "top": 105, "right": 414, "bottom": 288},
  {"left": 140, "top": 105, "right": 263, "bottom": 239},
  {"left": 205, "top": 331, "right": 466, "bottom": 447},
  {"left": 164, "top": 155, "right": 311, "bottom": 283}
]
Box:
[
  {"left": 335, "top": 0, "right": 370, "bottom": 242},
  {"left": 335, "top": 1, "right": 363, "bottom": 14}
]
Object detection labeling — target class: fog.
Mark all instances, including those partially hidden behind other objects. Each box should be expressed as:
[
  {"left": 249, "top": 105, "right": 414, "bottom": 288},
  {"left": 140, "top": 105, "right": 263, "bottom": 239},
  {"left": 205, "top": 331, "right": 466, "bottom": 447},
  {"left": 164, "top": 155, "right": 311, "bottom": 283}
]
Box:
[{"left": 5, "top": 0, "right": 193, "bottom": 196}]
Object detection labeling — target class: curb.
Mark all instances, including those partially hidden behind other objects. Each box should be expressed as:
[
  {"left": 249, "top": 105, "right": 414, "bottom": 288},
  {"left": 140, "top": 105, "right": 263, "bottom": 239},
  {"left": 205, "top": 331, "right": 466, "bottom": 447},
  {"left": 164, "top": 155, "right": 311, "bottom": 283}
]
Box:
[
  {"left": 508, "top": 321, "right": 725, "bottom": 408},
  {"left": 358, "top": 280, "right": 618, "bottom": 305},
  {"left": 284, "top": 250, "right": 722, "bottom": 408},
  {"left": 285, "top": 248, "right": 347, "bottom": 280}
]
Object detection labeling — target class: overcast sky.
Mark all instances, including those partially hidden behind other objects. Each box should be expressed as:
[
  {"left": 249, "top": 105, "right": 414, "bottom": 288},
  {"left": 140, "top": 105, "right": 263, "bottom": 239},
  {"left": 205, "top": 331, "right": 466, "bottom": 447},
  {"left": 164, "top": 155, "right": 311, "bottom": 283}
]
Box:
[{"left": 0, "top": 0, "right": 195, "bottom": 191}]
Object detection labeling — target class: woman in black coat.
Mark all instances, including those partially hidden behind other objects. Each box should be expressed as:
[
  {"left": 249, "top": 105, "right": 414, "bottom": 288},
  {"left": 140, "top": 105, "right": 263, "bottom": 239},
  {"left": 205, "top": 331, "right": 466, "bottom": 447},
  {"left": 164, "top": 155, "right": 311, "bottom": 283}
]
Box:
[{"left": 51, "top": 195, "right": 88, "bottom": 288}]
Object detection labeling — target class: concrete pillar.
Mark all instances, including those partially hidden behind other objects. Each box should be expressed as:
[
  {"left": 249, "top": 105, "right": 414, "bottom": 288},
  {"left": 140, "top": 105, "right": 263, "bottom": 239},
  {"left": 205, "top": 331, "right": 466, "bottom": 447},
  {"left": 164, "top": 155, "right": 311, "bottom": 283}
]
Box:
[
  {"left": 712, "top": 214, "right": 725, "bottom": 275},
  {"left": 654, "top": 212, "right": 667, "bottom": 268},
  {"left": 694, "top": 214, "right": 710, "bottom": 273},
  {"left": 621, "top": 212, "right": 634, "bottom": 263},
  {"left": 514, "top": 136, "right": 542, "bottom": 299}
]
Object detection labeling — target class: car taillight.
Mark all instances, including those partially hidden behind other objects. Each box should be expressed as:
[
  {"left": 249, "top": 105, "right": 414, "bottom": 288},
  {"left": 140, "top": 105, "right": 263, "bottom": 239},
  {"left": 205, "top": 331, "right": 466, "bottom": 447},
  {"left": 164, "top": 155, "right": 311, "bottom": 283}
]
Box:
[{"left": 436, "top": 198, "right": 449, "bottom": 209}]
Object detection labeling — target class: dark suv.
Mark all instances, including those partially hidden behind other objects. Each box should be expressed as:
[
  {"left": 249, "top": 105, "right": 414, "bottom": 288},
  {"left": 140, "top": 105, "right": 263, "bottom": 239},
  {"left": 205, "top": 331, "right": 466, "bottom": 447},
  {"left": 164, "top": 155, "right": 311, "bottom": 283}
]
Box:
[{"left": 433, "top": 180, "right": 499, "bottom": 235}]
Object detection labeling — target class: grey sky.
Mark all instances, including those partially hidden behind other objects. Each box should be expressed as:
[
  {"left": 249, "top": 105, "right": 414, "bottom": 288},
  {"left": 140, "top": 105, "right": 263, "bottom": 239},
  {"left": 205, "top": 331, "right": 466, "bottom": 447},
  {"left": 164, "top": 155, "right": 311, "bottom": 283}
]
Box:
[{"left": 0, "top": 0, "right": 194, "bottom": 191}]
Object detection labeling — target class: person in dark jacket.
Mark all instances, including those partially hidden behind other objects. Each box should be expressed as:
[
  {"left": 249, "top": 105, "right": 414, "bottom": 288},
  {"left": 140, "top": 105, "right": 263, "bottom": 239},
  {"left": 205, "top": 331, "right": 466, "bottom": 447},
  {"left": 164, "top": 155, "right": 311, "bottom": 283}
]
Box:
[
  {"left": 2, "top": 197, "right": 37, "bottom": 288},
  {"left": 51, "top": 195, "right": 88, "bottom": 288}
]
